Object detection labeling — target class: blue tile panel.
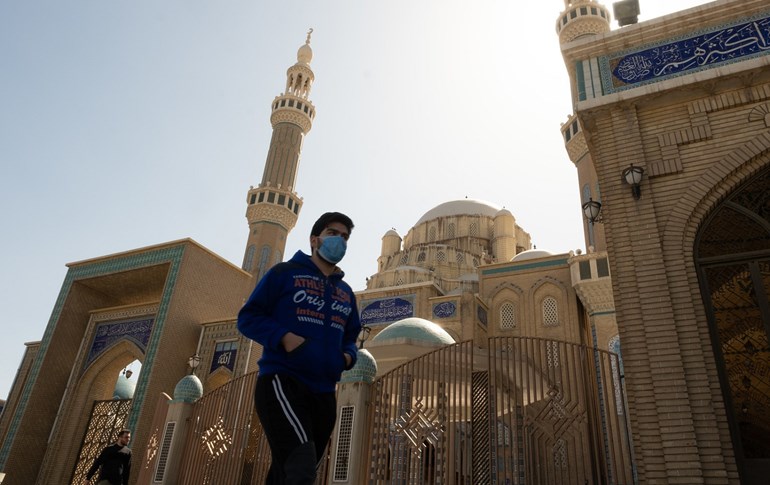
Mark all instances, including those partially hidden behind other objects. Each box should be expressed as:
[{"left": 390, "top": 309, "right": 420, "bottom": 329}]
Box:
[
  {"left": 432, "top": 301, "right": 457, "bottom": 319},
  {"left": 599, "top": 11, "right": 770, "bottom": 95},
  {"left": 84, "top": 318, "right": 155, "bottom": 370},
  {"left": 0, "top": 244, "right": 185, "bottom": 469},
  {"left": 359, "top": 295, "right": 415, "bottom": 327}
]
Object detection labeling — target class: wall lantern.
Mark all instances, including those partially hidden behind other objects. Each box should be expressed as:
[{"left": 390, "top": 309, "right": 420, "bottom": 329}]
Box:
[
  {"left": 582, "top": 198, "right": 603, "bottom": 224},
  {"left": 188, "top": 353, "right": 202, "bottom": 375},
  {"left": 622, "top": 164, "right": 645, "bottom": 199},
  {"left": 358, "top": 325, "right": 372, "bottom": 349}
]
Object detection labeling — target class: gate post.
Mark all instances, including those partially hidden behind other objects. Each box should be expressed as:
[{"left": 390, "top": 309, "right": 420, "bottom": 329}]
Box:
[{"left": 135, "top": 374, "right": 202, "bottom": 484}]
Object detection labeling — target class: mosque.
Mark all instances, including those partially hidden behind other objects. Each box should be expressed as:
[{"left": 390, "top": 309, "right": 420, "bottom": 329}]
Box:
[{"left": 0, "top": 0, "right": 769, "bottom": 484}]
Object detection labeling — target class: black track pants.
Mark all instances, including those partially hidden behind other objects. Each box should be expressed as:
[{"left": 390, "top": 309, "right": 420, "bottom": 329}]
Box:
[{"left": 255, "top": 373, "right": 336, "bottom": 485}]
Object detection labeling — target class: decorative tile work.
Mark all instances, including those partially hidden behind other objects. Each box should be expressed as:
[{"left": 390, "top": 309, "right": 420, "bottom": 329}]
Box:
[
  {"left": 0, "top": 244, "right": 185, "bottom": 469},
  {"left": 600, "top": 11, "right": 770, "bottom": 95},
  {"left": 432, "top": 301, "right": 457, "bottom": 319},
  {"left": 359, "top": 295, "right": 415, "bottom": 326},
  {"left": 84, "top": 317, "right": 155, "bottom": 370}
]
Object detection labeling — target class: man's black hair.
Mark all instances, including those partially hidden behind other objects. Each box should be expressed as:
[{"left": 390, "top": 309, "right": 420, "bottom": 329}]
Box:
[{"left": 311, "top": 212, "right": 354, "bottom": 236}]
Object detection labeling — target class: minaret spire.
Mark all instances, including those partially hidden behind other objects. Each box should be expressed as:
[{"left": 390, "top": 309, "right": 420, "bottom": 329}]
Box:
[{"left": 242, "top": 31, "right": 317, "bottom": 281}]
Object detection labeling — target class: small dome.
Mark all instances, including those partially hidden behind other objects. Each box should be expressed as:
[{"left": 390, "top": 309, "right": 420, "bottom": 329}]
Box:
[
  {"left": 383, "top": 229, "right": 400, "bottom": 238},
  {"left": 173, "top": 375, "right": 203, "bottom": 403},
  {"left": 340, "top": 349, "right": 378, "bottom": 384},
  {"left": 416, "top": 199, "right": 502, "bottom": 225},
  {"left": 495, "top": 208, "right": 513, "bottom": 218},
  {"left": 511, "top": 249, "right": 554, "bottom": 262},
  {"left": 371, "top": 318, "right": 456, "bottom": 345},
  {"left": 113, "top": 375, "right": 136, "bottom": 400}
]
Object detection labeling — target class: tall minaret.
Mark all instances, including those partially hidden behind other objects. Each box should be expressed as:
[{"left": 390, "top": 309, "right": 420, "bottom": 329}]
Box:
[
  {"left": 243, "top": 30, "right": 316, "bottom": 280},
  {"left": 556, "top": 1, "right": 610, "bottom": 251}
]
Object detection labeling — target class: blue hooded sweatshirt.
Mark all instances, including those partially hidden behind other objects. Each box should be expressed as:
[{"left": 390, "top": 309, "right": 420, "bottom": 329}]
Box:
[{"left": 237, "top": 250, "right": 361, "bottom": 393}]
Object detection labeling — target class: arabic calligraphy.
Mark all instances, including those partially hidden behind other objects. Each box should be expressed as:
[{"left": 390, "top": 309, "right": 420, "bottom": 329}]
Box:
[
  {"left": 361, "top": 297, "right": 414, "bottom": 326},
  {"left": 85, "top": 318, "right": 154, "bottom": 368},
  {"left": 611, "top": 15, "right": 770, "bottom": 87}
]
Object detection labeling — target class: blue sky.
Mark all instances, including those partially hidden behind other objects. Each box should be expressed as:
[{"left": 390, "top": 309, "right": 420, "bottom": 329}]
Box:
[{"left": 0, "top": 0, "right": 708, "bottom": 399}]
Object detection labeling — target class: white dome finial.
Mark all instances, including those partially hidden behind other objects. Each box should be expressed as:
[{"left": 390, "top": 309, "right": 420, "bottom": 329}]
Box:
[{"left": 297, "top": 28, "right": 314, "bottom": 64}]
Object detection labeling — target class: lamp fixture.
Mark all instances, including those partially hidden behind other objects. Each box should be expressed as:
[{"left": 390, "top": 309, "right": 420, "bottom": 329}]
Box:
[
  {"left": 622, "top": 164, "right": 645, "bottom": 199},
  {"left": 188, "top": 353, "right": 202, "bottom": 375},
  {"left": 358, "top": 325, "right": 372, "bottom": 349},
  {"left": 582, "top": 198, "right": 603, "bottom": 224},
  {"left": 122, "top": 367, "right": 133, "bottom": 379}
]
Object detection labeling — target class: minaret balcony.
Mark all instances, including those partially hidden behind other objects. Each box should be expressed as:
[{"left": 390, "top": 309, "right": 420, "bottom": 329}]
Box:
[
  {"left": 556, "top": 1, "right": 611, "bottom": 44},
  {"left": 245, "top": 185, "right": 303, "bottom": 230},
  {"left": 561, "top": 114, "right": 588, "bottom": 164},
  {"left": 569, "top": 250, "right": 615, "bottom": 314},
  {"left": 271, "top": 94, "right": 315, "bottom": 132}
]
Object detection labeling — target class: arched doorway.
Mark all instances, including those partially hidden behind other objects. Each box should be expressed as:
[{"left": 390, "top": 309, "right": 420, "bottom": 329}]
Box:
[{"left": 696, "top": 165, "right": 770, "bottom": 484}]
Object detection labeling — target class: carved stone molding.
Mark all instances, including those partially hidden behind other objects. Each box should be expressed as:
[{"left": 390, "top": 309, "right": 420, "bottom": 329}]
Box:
[
  {"left": 270, "top": 109, "right": 312, "bottom": 133},
  {"left": 566, "top": 131, "right": 589, "bottom": 163},
  {"left": 246, "top": 203, "right": 298, "bottom": 231}
]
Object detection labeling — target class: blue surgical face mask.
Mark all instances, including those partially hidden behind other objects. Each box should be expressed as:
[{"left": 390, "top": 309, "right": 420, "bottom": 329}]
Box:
[{"left": 317, "top": 235, "right": 347, "bottom": 264}]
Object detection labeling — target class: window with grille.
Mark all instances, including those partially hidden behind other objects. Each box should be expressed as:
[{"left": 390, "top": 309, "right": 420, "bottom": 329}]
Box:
[
  {"left": 400, "top": 253, "right": 409, "bottom": 265},
  {"left": 543, "top": 297, "right": 559, "bottom": 326},
  {"left": 437, "top": 251, "right": 446, "bottom": 262},
  {"left": 153, "top": 421, "right": 176, "bottom": 482},
  {"left": 500, "top": 303, "right": 516, "bottom": 329},
  {"left": 470, "top": 222, "right": 479, "bottom": 237},
  {"left": 448, "top": 223, "right": 456, "bottom": 238},
  {"left": 429, "top": 227, "right": 437, "bottom": 241},
  {"left": 418, "top": 252, "right": 426, "bottom": 262},
  {"left": 456, "top": 252, "right": 464, "bottom": 264},
  {"left": 333, "top": 406, "right": 355, "bottom": 482}
]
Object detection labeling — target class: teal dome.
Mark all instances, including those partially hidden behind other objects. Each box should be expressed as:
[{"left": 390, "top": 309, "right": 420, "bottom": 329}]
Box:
[
  {"left": 173, "top": 375, "right": 203, "bottom": 403},
  {"left": 370, "top": 318, "right": 456, "bottom": 345},
  {"left": 113, "top": 375, "right": 136, "bottom": 400},
  {"left": 340, "top": 349, "right": 377, "bottom": 384}
]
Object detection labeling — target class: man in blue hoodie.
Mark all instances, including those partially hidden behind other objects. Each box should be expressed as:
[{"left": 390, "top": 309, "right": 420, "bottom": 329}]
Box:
[{"left": 238, "top": 212, "right": 361, "bottom": 484}]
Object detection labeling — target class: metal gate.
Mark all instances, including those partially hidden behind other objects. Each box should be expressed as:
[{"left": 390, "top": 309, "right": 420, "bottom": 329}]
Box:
[
  {"left": 365, "top": 337, "right": 634, "bottom": 484},
  {"left": 70, "top": 398, "right": 133, "bottom": 484},
  {"left": 175, "top": 372, "right": 329, "bottom": 485}
]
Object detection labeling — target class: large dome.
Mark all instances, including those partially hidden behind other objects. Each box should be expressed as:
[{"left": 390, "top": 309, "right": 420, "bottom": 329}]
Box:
[
  {"left": 415, "top": 199, "right": 502, "bottom": 225},
  {"left": 370, "top": 317, "right": 456, "bottom": 345},
  {"left": 511, "top": 249, "right": 554, "bottom": 261}
]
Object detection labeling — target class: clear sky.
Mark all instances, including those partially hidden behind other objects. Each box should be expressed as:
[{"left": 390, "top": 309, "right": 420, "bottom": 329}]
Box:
[{"left": 0, "top": 0, "right": 709, "bottom": 400}]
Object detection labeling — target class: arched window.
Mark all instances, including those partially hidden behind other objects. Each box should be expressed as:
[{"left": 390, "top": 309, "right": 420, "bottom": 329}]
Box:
[
  {"left": 418, "top": 252, "right": 426, "bottom": 262},
  {"left": 500, "top": 302, "right": 516, "bottom": 329},
  {"left": 256, "top": 245, "right": 271, "bottom": 280},
  {"left": 609, "top": 335, "right": 624, "bottom": 415},
  {"left": 243, "top": 245, "right": 255, "bottom": 272},
  {"left": 542, "top": 297, "right": 559, "bottom": 326}
]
